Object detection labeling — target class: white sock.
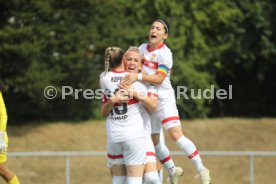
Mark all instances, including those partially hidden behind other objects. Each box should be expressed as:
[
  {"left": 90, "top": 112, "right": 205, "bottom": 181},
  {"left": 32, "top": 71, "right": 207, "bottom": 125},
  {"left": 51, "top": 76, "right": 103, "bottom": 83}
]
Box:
[
  {"left": 143, "top": 171, "right": 160, "bottom": 184},
  {"left": 155, "top": 143, "right": 176, "bottom": 176},
  {"left": 112, "top": 175, "right": 126, "bottom": 184},
  {"left": 175, "top": 136, "right": 204, "bottom": 172},
  {"left": 127, "top": 176, "right": 143, "bottom": 184},
  {"left": 158, "top": 169, "right": 163, "bottom": 184}
]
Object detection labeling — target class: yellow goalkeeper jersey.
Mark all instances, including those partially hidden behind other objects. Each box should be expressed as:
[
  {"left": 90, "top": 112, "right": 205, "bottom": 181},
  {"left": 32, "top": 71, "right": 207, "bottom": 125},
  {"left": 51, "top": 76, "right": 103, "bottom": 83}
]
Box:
[{"left": 0, "top": 92, "right": 7, "bottom": 131}]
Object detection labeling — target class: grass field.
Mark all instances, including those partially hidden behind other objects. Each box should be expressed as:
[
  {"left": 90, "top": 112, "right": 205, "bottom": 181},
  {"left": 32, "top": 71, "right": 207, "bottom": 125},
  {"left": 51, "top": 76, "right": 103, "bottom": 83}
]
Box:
[{"left": 2, "top": 118, "right": 276, "bottom": 184}]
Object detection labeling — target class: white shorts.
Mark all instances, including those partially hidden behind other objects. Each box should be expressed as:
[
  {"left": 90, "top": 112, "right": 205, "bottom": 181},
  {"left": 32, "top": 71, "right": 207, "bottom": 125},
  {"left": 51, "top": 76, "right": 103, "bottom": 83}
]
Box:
[
  {"left": 145, "top": 135, "right": 156, "bottom": 163},
  {"left": 107, "top": 137, "right": 147, "bottom": 168},
  {"left": 151, "top": 98, "right": 181, "bottom": 134}
]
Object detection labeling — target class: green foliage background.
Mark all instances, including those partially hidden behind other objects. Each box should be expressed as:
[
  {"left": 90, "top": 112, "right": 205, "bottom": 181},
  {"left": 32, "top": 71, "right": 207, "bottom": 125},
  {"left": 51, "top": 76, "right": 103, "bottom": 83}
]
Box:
[{"left": 1, "top": 0, "right": 275, "bottom": 123}]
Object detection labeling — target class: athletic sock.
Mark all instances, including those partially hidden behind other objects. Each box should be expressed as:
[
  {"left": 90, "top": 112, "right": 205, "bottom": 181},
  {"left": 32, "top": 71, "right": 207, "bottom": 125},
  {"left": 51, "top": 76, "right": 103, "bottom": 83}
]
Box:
[
  {"left": 8, "top": 175, "right": 20, "bottom": 184},
  {"left": 158, "top": 169, "right": 163, "bottom": 184},
  {"left": 155, "top": 143, "right": 176, "bottom": 176},
  {"left": 175, "top": 136, "right": 204, "bottom": 172},
  {"left": 112, "top": 176, "right": 126, "bottom": 184},
  {"left": 143, "top": 171, "right": 160, "bottom": 184},
  {"left": 127, "top": 176, "right": 143, "bottom": 184}
]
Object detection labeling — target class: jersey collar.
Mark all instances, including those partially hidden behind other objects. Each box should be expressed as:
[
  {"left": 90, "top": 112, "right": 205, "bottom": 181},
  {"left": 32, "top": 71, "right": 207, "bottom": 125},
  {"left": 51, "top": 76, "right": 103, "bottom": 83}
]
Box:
[{"left": 146, "top": 43, "right": 165, "bottom": 52}]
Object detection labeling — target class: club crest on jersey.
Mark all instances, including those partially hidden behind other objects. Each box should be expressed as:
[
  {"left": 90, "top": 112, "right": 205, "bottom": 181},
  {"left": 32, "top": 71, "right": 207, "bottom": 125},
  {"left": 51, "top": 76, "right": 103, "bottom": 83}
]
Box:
[{"left": 150, "top": 54, "right": 157, "bottom": 61}]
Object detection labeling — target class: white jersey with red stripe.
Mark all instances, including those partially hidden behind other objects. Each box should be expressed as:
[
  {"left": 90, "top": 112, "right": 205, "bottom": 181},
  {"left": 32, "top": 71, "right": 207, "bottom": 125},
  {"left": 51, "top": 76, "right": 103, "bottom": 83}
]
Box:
[
  {"left": 139, "top": 43, "right": 182, "bottom": 132},
  {"left": 132, "top": 82, "right": 157, "bottom": 136},
  {"left": 139, "top": 43, "right": 173, "bottom": 99},
  {"left": 100, "top": 70, "right": 146, "bottom": 143}
]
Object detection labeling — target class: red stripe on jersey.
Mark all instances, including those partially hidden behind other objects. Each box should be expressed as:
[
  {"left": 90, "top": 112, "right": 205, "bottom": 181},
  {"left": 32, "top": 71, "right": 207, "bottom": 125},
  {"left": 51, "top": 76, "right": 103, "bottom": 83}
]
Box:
[
  {"left": 113, "top": 98, "right": 139, "bottom": 107},
  {"left": 111, "top": 70, "right": 128, "bottom": 73},
  {"left": 107, "top": 154, "right": 123, "bottom": 159},
  {"left": 102, "top": 94, "right": 108, "bottom": 104},
  {"left": 161, "top": 116, "right": 180, "bottom": 124},
  {"left": 147, "top": 92, "right": 158, "bottom": 97},
  {"left": 143, "top": 58, "right": 158, "bottom": 69},
  {"left": 160, "top": 155, "right": 171, "bottom": 164},
  {"left": 146, "top": 152, "right": 156, "bottom": 156},
  {"left": 188, "top": 150, "right": 198, "bottom": 159},
  {"left": 146, "top": 43, "right": 165, "bottom": 52},
  {"left": 128, "top": 98, "right": 139, "bottom": 105}
]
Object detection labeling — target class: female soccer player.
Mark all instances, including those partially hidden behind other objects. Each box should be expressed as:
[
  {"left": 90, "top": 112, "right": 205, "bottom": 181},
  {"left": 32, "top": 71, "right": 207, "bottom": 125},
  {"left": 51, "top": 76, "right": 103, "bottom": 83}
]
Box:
[
  {"left": 122, "top": 19, "right": 211, "bottom": 184},
  {"left": 100, "top": 47, "right": 157, "bottom": 184},
  {"left": 122, "top": 46, "right": 161, "bottom": 184},
  {"left": 0, "top": 83, "right": 20, "bottom": 184}
]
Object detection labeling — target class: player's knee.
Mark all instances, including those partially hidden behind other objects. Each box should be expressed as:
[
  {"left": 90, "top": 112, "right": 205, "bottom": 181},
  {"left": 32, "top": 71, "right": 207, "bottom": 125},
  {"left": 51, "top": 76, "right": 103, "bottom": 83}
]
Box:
[
  {"left": 144, "top": 171, "right": 160, "bottom": 184},
  {"left": 0, "top": 164, "right": 7, "bottom": 176},
  {"left": 168, "top": 126, "right": 183, "bottom": 141}
]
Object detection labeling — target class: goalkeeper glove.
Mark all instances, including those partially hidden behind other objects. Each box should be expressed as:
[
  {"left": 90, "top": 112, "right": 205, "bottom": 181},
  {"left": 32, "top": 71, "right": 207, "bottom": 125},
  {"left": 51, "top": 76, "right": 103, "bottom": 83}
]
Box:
[{"left": 0, "top": 131, "right": 7, "bottom": 152}]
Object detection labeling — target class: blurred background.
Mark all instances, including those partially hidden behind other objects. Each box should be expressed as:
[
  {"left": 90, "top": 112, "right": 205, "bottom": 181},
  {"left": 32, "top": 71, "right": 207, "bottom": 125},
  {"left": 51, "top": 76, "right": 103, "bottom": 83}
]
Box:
[{"left": 0, "top": 0, "right": 276, "bottom": 183}]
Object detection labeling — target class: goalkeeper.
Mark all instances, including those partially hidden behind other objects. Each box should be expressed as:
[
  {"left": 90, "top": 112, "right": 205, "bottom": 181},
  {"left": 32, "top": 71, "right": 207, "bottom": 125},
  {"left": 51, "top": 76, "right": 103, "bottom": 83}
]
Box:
[{"left": 0, "top": 83, "right": 20, "bottom": 184}]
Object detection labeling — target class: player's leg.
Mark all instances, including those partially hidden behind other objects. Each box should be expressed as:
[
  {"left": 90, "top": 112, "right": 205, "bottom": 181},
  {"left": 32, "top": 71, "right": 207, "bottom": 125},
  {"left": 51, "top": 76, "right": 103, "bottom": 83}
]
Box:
[
  {"left": 151, "top": 112, "right": 183, "bottom": 184},
  {"left": 143, "top": 135, "right": 160, "bottom": 184},
  {"left": 107, "top": 142, "right": 127, "bottom": 184},
  {"left": 0, "top": 163, "right": 19, "bottom": 184},
  {"left": 111, "top": 165, "right": 127, "bottom": 184},
  {"left": 161, "top": 99, "right": 211, "bottom": 184},
  {"left": 156, "top": 161, "right": 163, "bottom": 184},
  {"left": 0, "top": 134, "right": 20, "bottom": 184},
  {"left": 124, "top": 137, "right": 147, "bottom": 184}
]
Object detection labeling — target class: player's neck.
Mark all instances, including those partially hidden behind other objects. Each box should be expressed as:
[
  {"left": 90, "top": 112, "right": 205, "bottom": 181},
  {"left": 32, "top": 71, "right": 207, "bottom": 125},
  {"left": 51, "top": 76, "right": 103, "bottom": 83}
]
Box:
[
  {"left": 112, "top": 65, "right": 125, "bottom": 72},
  {"left": 148, "top": 42, "right": 164, "bottom": 50}
]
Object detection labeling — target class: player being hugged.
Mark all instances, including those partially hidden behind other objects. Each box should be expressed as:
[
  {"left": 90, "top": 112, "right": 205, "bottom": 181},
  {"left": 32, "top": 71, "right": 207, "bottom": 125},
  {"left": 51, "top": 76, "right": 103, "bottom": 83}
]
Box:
[
  {"left": 120, "top": 46, "right": 162, "bottom": 184},
  {"left": 100, "top": 47, "right": 157, "bottom": 184},
  {"left": 122, "top": 19, "right": 211, "bottom": 184}
]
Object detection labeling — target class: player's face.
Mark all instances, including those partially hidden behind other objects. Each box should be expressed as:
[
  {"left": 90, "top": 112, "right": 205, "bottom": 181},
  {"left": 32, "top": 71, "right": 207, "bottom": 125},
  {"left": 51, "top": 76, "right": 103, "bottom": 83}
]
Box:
[
  {"left": 124, "top": 51, "right": 142, "bottom": 73},
  {"left": 148, "top": 21, "right": 168, "bottom": 48}
]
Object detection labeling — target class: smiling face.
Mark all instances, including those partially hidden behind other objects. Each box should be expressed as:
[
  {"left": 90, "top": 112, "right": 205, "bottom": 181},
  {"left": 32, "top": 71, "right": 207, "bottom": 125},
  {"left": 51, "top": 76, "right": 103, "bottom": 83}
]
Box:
[
  {"left": 124, "top": 50, "right": 142, "bottom": 73},
  {"left": 148, "top": 21, "right": 168, "bottom": 49}
]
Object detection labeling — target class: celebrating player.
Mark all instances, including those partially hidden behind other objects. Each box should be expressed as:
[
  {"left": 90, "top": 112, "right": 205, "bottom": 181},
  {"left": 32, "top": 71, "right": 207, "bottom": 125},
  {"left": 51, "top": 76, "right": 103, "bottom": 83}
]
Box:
[
  {"left": 0, "top": 83, "right": 20, "bottom": 184},
  {"left": 122, "top": 46, "right": 161, "bottom": 184},
  {"left": 100, "top": 47, "right": 157, "bottom": 184},
  {"left": 122, "top": 19, "right": 211, "bottom": 184}
]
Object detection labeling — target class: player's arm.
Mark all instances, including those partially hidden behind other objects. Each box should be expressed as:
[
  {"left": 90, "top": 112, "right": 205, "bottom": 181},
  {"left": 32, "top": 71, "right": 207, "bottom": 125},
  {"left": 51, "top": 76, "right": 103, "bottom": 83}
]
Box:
[
  {"left": 0, "top": 92, "right": 7, "bottom": 131},
  {"left": 134, "top": 90, "right": 157, "bottom": 112},
  {"left": 121, "top": 64, "right": 169, "bottom": 85},
  {"left": 125, "top": 84, "right": 157, "bottom": 112},
  {"left": 139, "top": 72, "right": 165, "bottom": 85},
  {"left": 101, "top": 90, "right": 129, "bottom": 116},
  {"left": 0, "top": 92, "right": 7, "bottom": 152}
]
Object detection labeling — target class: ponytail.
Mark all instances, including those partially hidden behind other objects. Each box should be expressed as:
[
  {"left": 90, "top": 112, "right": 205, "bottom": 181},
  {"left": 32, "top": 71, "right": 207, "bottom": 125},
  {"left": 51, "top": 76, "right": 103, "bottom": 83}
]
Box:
[{"left": 104, "top": 47, "right": 124, "bottom": 73}]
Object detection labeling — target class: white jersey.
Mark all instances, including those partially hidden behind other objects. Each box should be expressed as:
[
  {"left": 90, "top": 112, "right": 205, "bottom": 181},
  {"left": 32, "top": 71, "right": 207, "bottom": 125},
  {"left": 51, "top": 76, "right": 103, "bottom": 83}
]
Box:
[
  {"left": 100, "top": 70, "right": 145, "bottom": 143},
  {"left": 139, "top": 43, "right": 174, "bottom": 99},
  {"left": 133, "top": 82, "right": 157, "bottom": 136}
]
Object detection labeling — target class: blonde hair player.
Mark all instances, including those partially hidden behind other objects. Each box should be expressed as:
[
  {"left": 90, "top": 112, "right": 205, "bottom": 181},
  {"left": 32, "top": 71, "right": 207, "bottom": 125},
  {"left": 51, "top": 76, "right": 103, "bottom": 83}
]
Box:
[
  {"left": 0, "top": 83, "right": 20, "bottom": 184},
  {"left": 122, "top": 19, "right": 211, "bottom": 184},
  {"left": 122, "top": 46, "right": 161, "bottom": 184},
  {"left": 100, "top": 47, "right": 157, "bottom": 184}
]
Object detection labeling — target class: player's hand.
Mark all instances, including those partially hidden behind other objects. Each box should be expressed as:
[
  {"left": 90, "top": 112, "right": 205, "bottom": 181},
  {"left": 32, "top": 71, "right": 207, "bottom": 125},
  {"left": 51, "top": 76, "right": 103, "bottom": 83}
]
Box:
[
  {"left": 119, "top": 83, "right": 135, "bottom": 98},
  {"left": 0, "top": 131, "right": 7, "bottom": 153},
  {"left": 111, "top": 89, "right": 129, "bottom": 104},
  {"left": 118, "top": 81, "right": 130, "bottom": 90},
  {"left": 121, "top": 73, "right": 138, "bottom": 85},
  {"left": 0, "top": 143, "right": 7, "bottom": 153}
]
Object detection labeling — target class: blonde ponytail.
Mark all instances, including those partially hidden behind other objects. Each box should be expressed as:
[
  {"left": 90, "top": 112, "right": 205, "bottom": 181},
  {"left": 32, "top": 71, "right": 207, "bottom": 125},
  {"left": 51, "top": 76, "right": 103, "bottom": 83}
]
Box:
[
  {"left": 104, "top": 47, "right": 124, "bottom": 73},
  {"left": 104, "top": 47, "right": 112, "bottom": 73}
]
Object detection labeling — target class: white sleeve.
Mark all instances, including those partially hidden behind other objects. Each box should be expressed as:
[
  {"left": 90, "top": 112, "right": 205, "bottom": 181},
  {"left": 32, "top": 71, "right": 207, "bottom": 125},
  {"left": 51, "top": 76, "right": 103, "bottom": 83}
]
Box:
[
  {"left": 157, "top": 49, "right": 173, "bottom": 69},
  {"left": 133, "top": 82, "right": 148, "bottom": 96}
]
